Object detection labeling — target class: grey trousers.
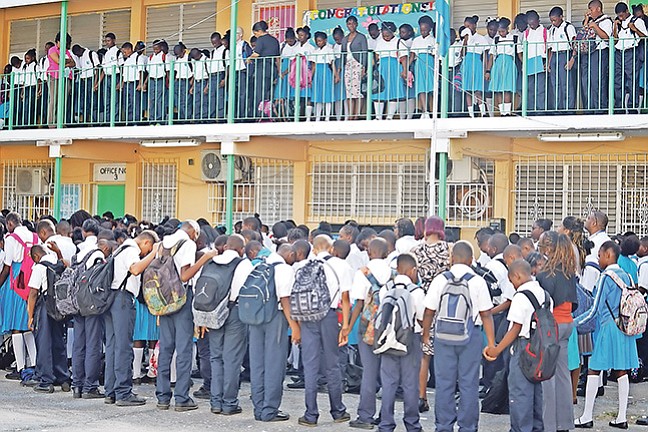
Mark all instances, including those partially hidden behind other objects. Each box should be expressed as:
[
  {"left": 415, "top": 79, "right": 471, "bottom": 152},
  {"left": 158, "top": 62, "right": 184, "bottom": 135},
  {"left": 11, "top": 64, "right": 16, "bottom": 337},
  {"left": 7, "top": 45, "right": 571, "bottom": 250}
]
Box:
[
  {"left": 509, "top": 339, "right": 544, "bottom": 432},
  {"left": 357, "top": 339, "right": 381, "bottom": 423},
  {"left": 542, "top": 322, "right": 574, "bottom": 432}
]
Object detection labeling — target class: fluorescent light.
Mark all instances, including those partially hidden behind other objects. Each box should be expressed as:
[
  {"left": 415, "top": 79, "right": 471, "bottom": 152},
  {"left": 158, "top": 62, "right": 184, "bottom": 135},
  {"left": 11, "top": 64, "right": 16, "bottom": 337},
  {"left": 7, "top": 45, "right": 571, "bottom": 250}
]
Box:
[
  {"left": 140, "top": 139, "right": 199, "bottom": 148},
  {"left": 537, "top": 132, "right": 625, "bottom": 142}
]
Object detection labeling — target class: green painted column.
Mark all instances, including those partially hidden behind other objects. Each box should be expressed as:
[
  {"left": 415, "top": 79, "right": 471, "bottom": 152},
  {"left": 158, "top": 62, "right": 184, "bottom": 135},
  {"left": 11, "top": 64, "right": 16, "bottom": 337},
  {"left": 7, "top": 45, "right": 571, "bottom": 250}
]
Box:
[
  {"left": 438, "top": 53, "right": 450, "bottom": 220},
  {"left": 225, "top": 0, "right": 239, "bottom": 234},
  {"left": 53, "top": 0, "right": 69, "bottom": 220}
]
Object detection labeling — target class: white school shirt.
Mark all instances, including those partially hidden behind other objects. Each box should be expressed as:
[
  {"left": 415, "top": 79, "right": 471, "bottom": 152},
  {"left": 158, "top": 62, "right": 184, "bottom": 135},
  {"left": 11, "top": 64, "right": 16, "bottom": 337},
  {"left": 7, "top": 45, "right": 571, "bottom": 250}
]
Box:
[
  {"left": 507, "top": 280, "right": 553, "bottom": 339},
  {"left": 592, "top": 15, "right": 614, "bottom": 50},
  {"left": 76, "top": 235, "right": 98, "bottom": 262},
  {"left": 210, "top": 45, "right": 227, "bottom": 73},
  {"left": 281, "top": 42, "right": 299, "bottom": 59},
  {"left": 493, "top": 34, "right": 517, "bottom": 57},
  {"left": 638, "top": 256, "right": 648, "bottom": 290},
  {"left": 45, "top": 234, "right": 76, "bottom": 263},
  {"left": 19, "top": 62, "right": 39, "bottom": 87},
  {"left": 28, "top": 254, "right": 58, "bottom": 294},
  {"left": 224, "top": 40, "right": 249, "bottom": 71},
  {"left": 4, "top": 226, "right": 39, "bottom": 266},
  {"left": 39, "top": 56, "right": 50, "bottom": 82},
  {"left": 311, "top": 44, "right": 335, "bottom": 64},
  {"left": 617, "top": 15, "right": 648, "bottom": 51},
  {"left": 485, "top": 253, "right": 516, "bottom": 304},
  {"left": 111, "top": 239, "right": 142, "bottom": 296},
  {"left": 380, "top": 274, "right": 426, "bottom": 333},
  {"left": 209, "top": 249, "right": 254, "bottom": 302},
  {"left": 147, "top": 52, "right": 168, "bottom": 79},
  {"left": 549, "top": 21, "right": 577, "bottom": 52},
  {"left": 477, "top": 252, "right": 491, "bottom": 267},
  {"left": 173, "top": 54, "right": 193, "bottom": 80},
  {"left": 395, "top": 235, "right": 419, "bottom": 255},
  {"left": 192, "top": 54, "right": 209, "bottom": 81},
  {"left": 122, "top": 53, "right": 146, "bottom": 83},
  {"left": 74, "top": 49, "right": 100, "bottom": 80},
  {"left": 581, "top": 230, "right": 612, "bottom": 291},
  {"left": 411, "top": 34, "right": 436, "bottom": 56},
  {"left": 518, "top": 25, "right": 548, "bottom": 59},
  {"left": 161, "top": 230, "right": 197, "bottom": 276},
  {"left": 368, "top": 35, "right": 380, "bottom": 51},
  {"left": 266, "top": 252, "right": 295, "bottom": 310},
  {"left": 397, "top": 37, "right": 412, "bottom": 59},
  {"left": 346, "top": 243, "right": 369, "bottom": 273},
  {"left": 461, "top": 29, "right": 487, "bottom": 55},
  {"left": 423, "top": 263, "right": 493, "bottom": 325},
  {"left": 84, "top": 249, "right": 105, "bottom": 270},
  {"left": 449, "top": 40, "right": 463, "bottom": 68},
  {"left": 350, "top": 258, "right": 393, "bottom": 302},
  {"left": 374, "top": 37, "right": 399, "bottom": 58},
  {"left": 295, "top": 41, "right": 316, "bottom": 58},
  {"left": 102, "top": 45, "right": 122, "bottom": 76}
]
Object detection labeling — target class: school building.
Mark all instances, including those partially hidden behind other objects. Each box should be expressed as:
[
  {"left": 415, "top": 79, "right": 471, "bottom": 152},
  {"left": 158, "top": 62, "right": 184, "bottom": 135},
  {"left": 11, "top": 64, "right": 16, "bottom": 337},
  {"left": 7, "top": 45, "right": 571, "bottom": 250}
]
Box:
[{"left": 0, "top": 0, "right": 647, "bottom": 241}]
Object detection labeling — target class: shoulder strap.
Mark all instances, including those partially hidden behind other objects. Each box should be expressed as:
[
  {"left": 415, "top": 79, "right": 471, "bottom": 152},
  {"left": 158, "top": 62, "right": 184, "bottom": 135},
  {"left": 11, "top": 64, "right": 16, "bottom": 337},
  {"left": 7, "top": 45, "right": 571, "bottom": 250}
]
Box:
[
  {"left": 461, "top": 273, "right": 475, "bottom": 282},
  {"left": 496, "top": 258, "right": 507, "bottom": 269},
  {"left": 170, "top": 239, "right": 187, "bottom": 256},
  {"left": 442, "top": 271, "right": 454, "bottom": 281},
  {"left": 519, "top": 289, "right": 541, "bottom": 310}
]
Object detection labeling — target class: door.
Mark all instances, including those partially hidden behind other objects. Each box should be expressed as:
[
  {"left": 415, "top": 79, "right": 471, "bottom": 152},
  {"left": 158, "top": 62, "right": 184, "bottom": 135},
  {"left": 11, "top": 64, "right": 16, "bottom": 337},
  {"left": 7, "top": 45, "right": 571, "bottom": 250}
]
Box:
[{"left": 96, "top": 184, "right": 125, "bottom": 217}]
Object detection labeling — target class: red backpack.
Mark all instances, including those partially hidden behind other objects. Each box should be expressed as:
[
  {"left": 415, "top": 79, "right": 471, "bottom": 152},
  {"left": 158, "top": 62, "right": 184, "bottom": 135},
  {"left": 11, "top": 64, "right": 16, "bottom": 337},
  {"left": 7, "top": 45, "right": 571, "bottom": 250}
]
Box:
[{"left": 8, "top": 232, "right": 39, "bottom": 301}]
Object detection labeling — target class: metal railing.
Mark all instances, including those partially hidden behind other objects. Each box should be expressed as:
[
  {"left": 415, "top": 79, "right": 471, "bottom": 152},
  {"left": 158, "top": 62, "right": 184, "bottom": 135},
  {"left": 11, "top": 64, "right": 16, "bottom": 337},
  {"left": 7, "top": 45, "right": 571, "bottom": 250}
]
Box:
[{"left": 2, "top": 37, "right": 647, "bottom": 130}]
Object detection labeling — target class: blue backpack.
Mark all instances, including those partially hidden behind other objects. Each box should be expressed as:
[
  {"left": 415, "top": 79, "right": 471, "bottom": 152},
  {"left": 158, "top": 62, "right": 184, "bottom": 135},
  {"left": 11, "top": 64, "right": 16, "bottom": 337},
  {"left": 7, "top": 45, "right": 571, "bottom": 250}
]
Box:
[
  {"left": 574, "top": 281, "right": 595, "bottom": 334},
  {"left": 239, "top": 261, "right": 280, "bottom": 325}
]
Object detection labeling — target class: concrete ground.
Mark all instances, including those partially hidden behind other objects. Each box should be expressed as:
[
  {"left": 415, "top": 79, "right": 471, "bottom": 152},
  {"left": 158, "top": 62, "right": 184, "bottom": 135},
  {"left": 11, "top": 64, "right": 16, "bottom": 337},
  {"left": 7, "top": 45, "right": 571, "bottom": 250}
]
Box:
[{"left": 1, "top": 376, "right": 648, "bottom": 431}]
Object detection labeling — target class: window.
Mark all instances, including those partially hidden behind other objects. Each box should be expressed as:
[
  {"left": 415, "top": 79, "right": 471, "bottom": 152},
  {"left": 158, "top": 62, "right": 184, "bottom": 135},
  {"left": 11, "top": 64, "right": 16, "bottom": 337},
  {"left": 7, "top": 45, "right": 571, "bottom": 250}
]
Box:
[
  {"left": 146, "top": 1, "right": 217, "bottom": 51},
  {"left": 1, "top": 160, "right": 53, "bottom": 220},
  {"left": 140, "top": 160, "right": 178, "bottom": 222},
  {"left": 60, "top": 184, "right": 84, "bottom": 219},
  {"left": 252, "top": 0, "right": 297, "bottom": 43},
  {"left": 452, "top": 0, "right": 497, "bottom": 31}
]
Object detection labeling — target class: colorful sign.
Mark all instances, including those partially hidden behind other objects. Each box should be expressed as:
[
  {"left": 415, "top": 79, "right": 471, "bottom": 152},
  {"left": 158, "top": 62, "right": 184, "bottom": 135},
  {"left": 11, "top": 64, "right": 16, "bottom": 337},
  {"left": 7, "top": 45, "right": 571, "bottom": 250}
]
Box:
[{"left": 259, "top": 4, "right": 296, "bottom": 43}]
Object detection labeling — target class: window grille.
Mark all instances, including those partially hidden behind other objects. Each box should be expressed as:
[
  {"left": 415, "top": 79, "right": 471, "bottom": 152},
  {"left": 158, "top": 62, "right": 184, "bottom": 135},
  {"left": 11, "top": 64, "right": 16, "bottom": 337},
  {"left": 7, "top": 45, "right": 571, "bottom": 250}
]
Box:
[
  {"left": 1, "top": 160, "right": 53, "bottom": 220},
  {"left": 140, "top": 160, "right": 178, "bottom": 223},
  {"left": 253, "top": 0, "right": 297, "bottom": 43},
  {"left": 60, "top": 184, "right": 84, "bottom": 219}
]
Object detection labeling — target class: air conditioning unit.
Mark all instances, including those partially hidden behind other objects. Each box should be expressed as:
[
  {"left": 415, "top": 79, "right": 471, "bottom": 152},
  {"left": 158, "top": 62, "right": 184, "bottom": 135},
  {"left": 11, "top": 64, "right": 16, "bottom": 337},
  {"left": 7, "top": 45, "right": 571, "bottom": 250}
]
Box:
[
  {"left": 200, "top": 151, "right": 245, "bottom": 182},
  {"left": 448, "top": 157, "right": 480, "bottom": 183},
  {"left": 15, "top": 168, "right": 49, "bottom": 195}
]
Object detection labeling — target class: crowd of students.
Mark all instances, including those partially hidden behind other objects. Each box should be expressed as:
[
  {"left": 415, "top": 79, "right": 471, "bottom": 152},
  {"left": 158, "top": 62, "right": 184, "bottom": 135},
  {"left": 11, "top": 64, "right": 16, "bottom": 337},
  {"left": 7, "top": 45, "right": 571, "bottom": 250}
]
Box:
[
  {"left": 1, "top": 207, "right": 648, "bottom": 430},
  {"left": 3, "top": 0, "right": 648, "bottom": 127}
]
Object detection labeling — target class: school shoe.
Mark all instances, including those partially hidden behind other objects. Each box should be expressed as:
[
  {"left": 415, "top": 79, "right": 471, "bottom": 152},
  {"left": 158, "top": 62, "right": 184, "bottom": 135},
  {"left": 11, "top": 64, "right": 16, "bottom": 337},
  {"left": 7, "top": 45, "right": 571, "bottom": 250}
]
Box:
[
  {"left": 132, "top": 377, "right": 142, "bottom": 385},
  {"left": 21, "top": 378, "right": 39, "bottom": 387},
  {"left": 574, "top": 418, "right": 594, "bottom": 428},
  {"left": 637, "top": 416, "right": 648, "bottom": 425},
  {"left": 221, "top": 406, "right": 242, "bottom": 415},
  {"left": 210, "top": 407, "right": 222, "bottom": 414},
  {"left": 266, "top": 411, "right": 290, "bottom": 422},
  {"left": 5, "top": 370, "right": 21, "bottom": 380},
  {"left": 287, "top": 379, "right": 305, "bottom": 389},
  {"left": 175, "top": 400, "right": 199, "bottom": 412},
  {"left": 156, "top": 401, "right": 170, "bottom": 410},
  {"left": 576, "top": 386, "right": 604, "bottom": 398},
  {"left": 418, "top": 398, "right": 429, "bottom": 413},
  {"left": 349, "top": 418, "right": 374, "bottom": 429},
  {"left": 193, "top": 386, "right": 210, "bottom": 400},
  {"left": 34, "top": 384, "right": 55, "bottom": 393},
  {"left": 609, "top": 421, "right": 628, "bottom": 429},
  {"left": 82, "top": 389, "right": 105, "bottom": 399},
  {"left": 334, "top": 412, "right": 351, "bottom": 423},
  {"left": 60, "top": 381, "right": 71, "bottom": 392},
  {"left": 116, "top": 394, "right": 146, "bottom": 407},
  {"left": 72, "top": 388, "right": 82, "bottom": 398},
  {"left": 298, "top": 416, "right": 318, "bottom": 427},
  {"left": 104, "top": 396, "right": 116, "bottom": 404}
]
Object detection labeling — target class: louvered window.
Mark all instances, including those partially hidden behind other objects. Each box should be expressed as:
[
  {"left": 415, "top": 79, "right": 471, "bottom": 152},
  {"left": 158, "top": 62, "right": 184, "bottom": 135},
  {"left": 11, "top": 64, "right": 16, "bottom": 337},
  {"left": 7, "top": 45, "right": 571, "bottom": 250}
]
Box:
[
  {"left": 452, "top": 0, "right": 498, "bottom": 31},
  {"left": 146, "top": 2, "right": 217, "bottom": 51}
]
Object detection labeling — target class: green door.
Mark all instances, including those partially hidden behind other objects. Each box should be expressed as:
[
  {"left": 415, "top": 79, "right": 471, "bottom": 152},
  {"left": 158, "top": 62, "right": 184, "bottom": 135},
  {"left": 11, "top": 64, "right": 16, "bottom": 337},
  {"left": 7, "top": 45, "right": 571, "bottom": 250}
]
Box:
[{"left": 96, "top": 184, "right": 125, "bottom": 217}]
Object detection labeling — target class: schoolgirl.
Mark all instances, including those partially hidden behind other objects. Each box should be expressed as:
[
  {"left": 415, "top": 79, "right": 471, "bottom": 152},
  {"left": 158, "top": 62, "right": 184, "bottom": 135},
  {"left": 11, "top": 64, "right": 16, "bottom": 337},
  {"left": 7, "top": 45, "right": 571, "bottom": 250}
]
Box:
[
  {"left": 487, "top": 18, "right": 517, "bottom": 116},
  {"left": 411, "top": 15, "right": 436, "bottom": 118},
  {"left": 310, "top": 31, "right": 339, "bottom": 122},
  {"left": 461, "top": 15, "right": 488, "bottom": 117},
  {"left": 374, "top": 22, "right": 406, "bottom": 120}
]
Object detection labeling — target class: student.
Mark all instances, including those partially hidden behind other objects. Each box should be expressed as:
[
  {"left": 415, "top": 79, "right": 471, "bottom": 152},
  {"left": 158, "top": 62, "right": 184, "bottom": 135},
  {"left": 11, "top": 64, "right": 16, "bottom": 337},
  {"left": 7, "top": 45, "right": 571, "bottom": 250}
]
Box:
[
  {"left": 201, "top": 235, "right": 252, "bottom": 415},
  {"left": 487, "top": 18, "right": 517, "bottom": 116},
  {"left": 249, "top": 243, "right": 299, "bottom": 422},
  {"left": 147, "top": 40, "right": 168, "bottom": 123},
  {"left": 347, "top": 238, "right": 393, "bottom": 429},
  {"left": 517, "top": 237, "right": 535, "bottom": 259},
  {"left": 189, "top": 48, "right": 210, "bottom": 122},
  {"left": 574, "top": 241, "right": 637, "bottom": 429},
  {"left": 531, "top": 218, "right": 553, "bottom": 247},
  {"left": 17, "top": 49, "right": 39, "bottom": 127},
  {"left": 0, "top": 212, "right": 38, "bottom": 381},
  {"left": 396, "top": 23, "right": 416, "bottom": 119},
  {"left": 411, "top": 15, "right": 436, "bottom": 119},
  {"left": 225, "top": 27, "right": 253, "bottom": 120},
  {"left": 484, "top": 260, "right": 552, "bottom": 432},
  {"left": 367, "top": 23, "right": 381, "bottom": 51},
  {"left": 461, "top": 15, "right": 488, "bottom": 117},
  {"left": 310, "top": 31, "right": 338, "bottom": 122},
  {"left": 38, "top": 42, "right": 55, "bottom": 124},
  {"left": 578, "top": 0, "right": 613, "bottom": 114},
  {"left": 638, "top": 236, "right": 648, "bottom": 291},
  {"left": 97, "top": 33, "right": 122, "bottom": 123},
  {"left": 275, "top": 28, "right": 298, "bottom": 119},
  {"left": 172, "top": 43, "right": 193, "bottom": 122},
  {"left": 331, "top": 26, "right": 346, "bottom": 121},
  {"left": 374, "top": 22, "right": 405, "bottom": 120},
  {"left": 121, "top": 42, "right": 145, "bottom": 124},
  {"left": 619, "top": 234, "right": 640, "bottom": 285},
  {"left": 297, "top": 235, "right": 351, "bottom": 427},
  {"left": 209, "top": 33, "right": 227, "bottom": 121},
  {"left": 613, "top": 1, "right": 647, "bottom": 113},
  {"left": 547, "top": 7, "right": 577, "bottom": 114},
  {"left": 247, "top": 20, "right": 281, "bottom": 121},
  {"left": 77, "top": 219, "right": 99, "bottom": 261},
  {"left": 422, "top": 241, "right": 495, "bottom": 432},
  {"left": 581, "top": 211, "right": 611, "bottom": 291},
  {"left": 156, "top": 221, "right": 211, "bottom": 411},
  {"left": 51, "top": 220, "right": 76, "bottom": 263},
  {"left": 379, "top": 253, "right": 426, "bottom": 432},
  {"left": 394, "top": 218, "right": 418, "bottom": 254},
  {"left": 294, "top": 26, "right": 315, "bottom": 121},
  {"left": 46, "top": 32, "right": 75, "bottom": 127},
  {"left": 339, "top": 224, "right": 367, "bottom": 272},
  {"left": 518, "top": 10, "right": 548, "bottom": 114},
  {"left": 71, "top": 45, "right": 100, "bottom": 124}
]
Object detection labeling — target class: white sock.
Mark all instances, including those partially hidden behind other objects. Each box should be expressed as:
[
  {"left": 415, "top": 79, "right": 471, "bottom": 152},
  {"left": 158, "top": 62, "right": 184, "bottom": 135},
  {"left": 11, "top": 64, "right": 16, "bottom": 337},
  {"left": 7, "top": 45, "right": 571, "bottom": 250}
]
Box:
[
  {"left": 305, "top": 105, "right": 312, "bottom": 122},
  {"left": 170, "top": 351, "right": 177, "bottom": 383},
  {"left": 324, "top": 103, "right": 332, "bottom": 121},
  {"left": 314, "top": 103, "right": 323, "bottom": 122},
  {"left": 498, "top": 103, "right": 504, "bottom": 115},
  {"left": 23, "top": 332, "right": 36, "bottom": 368},
  {"left": 335, "top": 100, "right": 343, "bottom": 121},
  {"left": 479, "top": 103, "right": 487, "bottom": 116},
  {"left": 192, "top": 343, "right": 198, "bottom": 371},
  {"left": 599, "top": 371, "right": 604, "bottom": 387},
  {"left": 505, "top": 103, "right": 513, "bottom": 115},
  {"left": 133, "top": 347, "right": 144, "bottom": 379},
  {"left": 486, "top": 98, "right": 495, "bottom": 117},
  {"left": 579, "top": 375, "right": 599, "bottom": 423},
  {"left": 407, "top": 99, "right": 416, "bottom": 119},
  {"left": 11, "top": 334, "right": 25, "bottom": 371},
  {"left": 387, "top": 101, "right": 398, "bottom": 120},
  {"left": 399, "top": 101, "right": 408, "bottom": 119},
  {"left": 468, "top": 106, "right": 475, "bottom": 118},
  {"left": 617, "top": 374, "right": 629, "bottom": 423},
  {"left": 374, "top": 102, "right": 384, "bottom": 120}
]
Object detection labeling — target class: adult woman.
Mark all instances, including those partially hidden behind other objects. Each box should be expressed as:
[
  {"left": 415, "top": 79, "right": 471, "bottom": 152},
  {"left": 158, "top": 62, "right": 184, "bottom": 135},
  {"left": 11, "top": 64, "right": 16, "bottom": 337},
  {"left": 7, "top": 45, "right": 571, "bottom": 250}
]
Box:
[
  {"left": 411, "top": 15, "right": 436, "bottom": 118},
  {"left": 47, "top": 32, "right": 75, "bottom": 127},
  {"left": 411, "top": 216, "right": 450, "bottom": 413},
  {"left": 341, "top": 16, "right": 367, "bottom": 120},
  {"left": 536, "top": 231, "right": 577, "bottom": 432},
  {"left": 374, "top": 22, "right": 406, "bottom": 120},
  {"left": 248, "top": 21, "right": 280, "bottom": 120}
]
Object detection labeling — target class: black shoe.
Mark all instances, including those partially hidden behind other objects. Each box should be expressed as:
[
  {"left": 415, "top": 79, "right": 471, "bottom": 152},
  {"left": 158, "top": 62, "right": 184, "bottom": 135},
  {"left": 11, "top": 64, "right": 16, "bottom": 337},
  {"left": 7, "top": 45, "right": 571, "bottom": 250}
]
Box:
[
  {"left": 266, "top": 411, "right": 290, "bottom": 422},
  {"left": 175, "top": 400, "right": 198, "bottom": 412},
  {"left": 222, "top": 406, "right": 242, "bottom": 415},
  {"left": 609, "top": 421, "right": 628, "bottom": 429},
  {"left": 104, "top": 396, "right": 116, "bottom": 404},
  {"left": 60, "top": 382, "right": 71, "bottom": 392},
  {"left": 478, "top": 388, "right": 488, "bottom": 399},
  {"left": 287, "top": 379, "right": 305, "bottom": 389},
  {"left": 5, "top": 370, "right": 21, "bottom": 380},
  {"left": 576, "top": 386, "right": 604, "bottom": 398},
  {"left": 286, "top": 367, "right": 300, "bottom": 377},
  {"left": 298, "top": 416, "right": 317, "bottom": 427},
  {"left": 210, "top": 407, "right": 222, "bottom": 414},
  {"left": 349, "top": 418, "right": 374, "bottom": 429},
  {"left": 637, "top": 416, "right": 648, "bottom": 426},
  {"left": 334, "top": 412, "right": 351, "bottom": 423},
  {"left": 170, "top": 381, "right": 175, "bottom": 388},
  {"left": 418, "top": 398, "right": 429, "bottom": 413},
  {"left": 191, "top": 369, "right": 202, "bottom": 379},
  {"left": 73, "top": 388, "right": 82, "bottom": 398},
  {"left": 132, "top": 377, "right": 142, "bottom": 385},
  {"left": 141, "top": 375, "right": 156, "bottom": 385},
  {"left": 82, "top": 389, "right": 105, "bottom": 399},
  {"left": 21, "top": 379, "right": 39, "bottom": 387},
  {"left": 156, "top": 401, "right": 170, "bottom": 410},
  {"left": 372, "top": 418, "right": 380, "bottom": 426},
  {"left": 193, "top": 386, "right": 210, "bottom": 400},
  {"left": 574, "top": 419, "right": 593, "bottom": 428},
  {"left": 34, "top": 384, "right": 55, "bottom": 393},
  {"left": 115, "top": 394, "right": 146, "bottom": 406},
  {"left": 597, "top": 386, "right": 604, "bottom": 397}
]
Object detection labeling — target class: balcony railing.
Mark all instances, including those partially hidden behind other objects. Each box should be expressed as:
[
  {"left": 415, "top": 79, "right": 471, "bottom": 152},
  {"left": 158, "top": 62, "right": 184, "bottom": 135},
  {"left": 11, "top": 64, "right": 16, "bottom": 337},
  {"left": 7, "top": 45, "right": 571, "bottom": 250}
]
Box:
[{"left": 1, "top": 36, "right": 645, "bottom": 130}]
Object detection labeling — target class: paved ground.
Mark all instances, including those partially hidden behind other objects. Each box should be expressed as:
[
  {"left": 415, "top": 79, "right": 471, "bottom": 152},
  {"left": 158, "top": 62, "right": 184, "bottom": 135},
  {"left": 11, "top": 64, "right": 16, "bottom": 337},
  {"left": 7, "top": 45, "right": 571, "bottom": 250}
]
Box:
[{"left": 1, "top": 376, "right": 648, "bottom": 431}]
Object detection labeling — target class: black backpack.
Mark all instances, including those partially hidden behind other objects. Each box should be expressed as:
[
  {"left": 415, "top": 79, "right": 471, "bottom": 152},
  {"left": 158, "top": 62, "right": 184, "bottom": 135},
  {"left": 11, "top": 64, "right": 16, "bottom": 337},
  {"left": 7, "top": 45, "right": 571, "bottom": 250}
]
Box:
[
  {"left": 41, "top": 260, "right": 67, "bottom": 322},
  {"left": 481, "top": 366, "right": 509, "bottom": 415},
  {"left": 192, "top": 258, "right": 242, "bottom": 329},
  {"left": 472, "top": 263, "right": 501, "bottom": 299},
  {"left": 76, "top": 245, "right": 132, "bottom": 317},
  {"left": 518, "top": 289, "right": 560, "bottom": 383}
]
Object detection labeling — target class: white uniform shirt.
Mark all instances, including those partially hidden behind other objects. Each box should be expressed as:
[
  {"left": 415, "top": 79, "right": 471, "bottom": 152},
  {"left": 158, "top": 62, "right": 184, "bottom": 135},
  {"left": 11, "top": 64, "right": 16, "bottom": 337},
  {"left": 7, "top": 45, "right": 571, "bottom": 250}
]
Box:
[
  {"left": 122, "top": 53, "right": 146, "bottom": 83},
  {"left": 161, "top": 230, "right": 197, "bottom": 276},
  {"left": 485, "top": 253, "right": 516, "bottom": 303},
  {"left": 592, "top": 15, "right": 614, "bottom": 50},
  {"left": 423, "top": 263, "right": 493, "bottom": 325},
  {"left": 493, "top": 34, "right": 517, "bottom": 57},
  {"left": 411, "top": 34, "right": 436, "bottom": 56},
  {"left": 85, "top": 249, "right": 105, "bottom": 270},
  {"left": 39, "top": 56, "right": 50, "bottom": 82},
  {"left": 102, "top": 45, "right": 123, "bottom": 76},
  {"left": 28, "top": 254, "right": 58, "bottom": 294},
  {"left": 4, "top": 226, "right": 39, "bottom": 266},
  {"left": 374, "top": 37, "right": 399, "bottom": 58},
  {"left": 18, "top": 62, "right": 39, "bottom": 87},
  {"left": 507, "top": 280, "right": 553, "bottom": 339},
  {"left": 192, "top": 54, "right": 209, "bottom": 81},
  {"left": 210, "top": 45, "right": 227, "bottom": 73},
  {"left": 266, "top": 252, "right": 295, "bottom": 310},
  {"left": 581, "top": 230, "right": 611, "bottom": 291},
  {"left": 350, "top": 258, "right": 393, "bottom": 302},
  {"left": 76, "top": 235, "right": 98, "bottom": 262},
  {"left": 209, "top": 249, "right": 254, "bottom": 302},
  {"left": 311, "top": 44, "right": 335, "bottom": 64},
  {"left": 147, "top": 52, "right": 168, "bottom": 79},
  {"left": 477, "top": 252, "right": 491, "bottom": 267},
  {"left": 397, "top": 37, "right": 412, "bottom": 59},
  {"left": 616, "top": 15, "right": 648, "bottom": 50},
  {"left": 45, "top": 234, "right": 76, "bottom": 263},
  {"left": 295, "top": 41, "right": 316, "bottom": 58},
  {"left": 111, "top": 239, "right": 142, "bottom": 296},
  {"left": 368, "top": 35, "right": 380, "bottom": 51},
  {"left": 173, "top": 54, "right": 193, "bottom": 79},
  {"left": 346, "top": 243, "right": 369, "bottom": 273},
  {"left": 449, "top": 40, "right": 463, "bottom": 68},
  {"left": 461, "top": 29, "right": 487, "bottom": 55},
  {"left": 380, "top": 274, "right": 425, "bottom": 333},
  {"left": 638, "top": 255, "right": 648, "bottom": 290},
  {"left": 549, "top": 21, "right": 577, "bottom": 52},
  {"left": 75, "top": 49, "right": 100, "bottom": 79},
  {"left": 395, "top": 235, "right": 419, "bottom": 255},
  {"left": 519, "top": 25, "right": 548, "bottom": 59}
]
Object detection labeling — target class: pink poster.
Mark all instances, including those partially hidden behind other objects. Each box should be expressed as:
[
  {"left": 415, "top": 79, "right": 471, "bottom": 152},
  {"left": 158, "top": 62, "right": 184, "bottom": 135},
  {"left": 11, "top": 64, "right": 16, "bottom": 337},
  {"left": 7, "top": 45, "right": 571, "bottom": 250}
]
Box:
[{"left": 259, "top": 4, "right": 296, "bottom": 42}]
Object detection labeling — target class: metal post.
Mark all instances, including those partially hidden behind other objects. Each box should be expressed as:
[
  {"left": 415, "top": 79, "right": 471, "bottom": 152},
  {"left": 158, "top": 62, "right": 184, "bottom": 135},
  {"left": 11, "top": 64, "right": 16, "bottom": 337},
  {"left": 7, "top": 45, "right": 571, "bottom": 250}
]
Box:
[
  {"left": 110, "top": 65, "right": 117, "bottom": 127},
  {"left": 430, "top": 47, "right": 442, "bottom": 217},
  {"left": 53, "top": 0, "right": 68, "bottom": 220},
  {"left": 168, "top": 60, "right": 175, "bottom": 125},
  {"left": 608, "top": 36, "right": 615, "bottom": 116},
  {"left": 440, "top": 53, "right": 449, "bottom": 118},
  {"left": 522, "top": 39, "right": 528, "bottom": 117},
  {"left": 225, "top": 0, "right": 239, "bottom": 234},
  {"left": 294, "top": 56, "right": 301, "bottom": 122},
  {"left": 8, "top": 72, "right": 15, "bottom": 131},
  {"left": 366, "top": 53, "right": 373, "bottom": 120}
]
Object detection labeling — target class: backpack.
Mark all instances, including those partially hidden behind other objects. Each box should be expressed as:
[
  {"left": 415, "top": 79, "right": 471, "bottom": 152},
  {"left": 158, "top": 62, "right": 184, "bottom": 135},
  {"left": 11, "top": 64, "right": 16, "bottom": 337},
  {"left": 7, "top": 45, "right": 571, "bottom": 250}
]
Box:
[
  {"left": 76, "top": 245, "right": 132, "bottom": 317},
  {"left": 192, "top": 257, "right": 242, "bottom": 329},
  {"left": 288, "top": 55, "right": 312, "bottom": 89},
  {"left": 40, "top": 260, "right": 67, "bottom": 322},
  {"left": 604, "top": 270, "right": 648, "bottom": 336},
  {"left": 518, "top": 289, "right": 560, "bottom": 383},
  {"left": 575, "top": 16, "right": 612, "bottom": 53},
  {"left": 8, "top": 232, "right": 39, "bottom": 301},
  {"left": 472, "top": 263, "right": 501, "bottom": 300},
  {"left": 239, "top": 261, "right": 280, "bottom": 325},
  {"left": 373, "top": 281, "right": 419, "bottom": 356},
  {"left": 142, "top": 239, "right": 188, "bottom": 316},
  {"left": 481, "top": 366, "right": 509, "bottom": 415},
  {"left": 54, "top": 250, "right": 101, "bottom": 317},
  {"left": 359, "top": 272, "right": 389, "bottom": 346},
  {"left": 290, "top": 258, "right": 338, "bottom": 322},
  {"left": 574, "top": 281, "right": 595, "bottom": 334},
  {"left": 434, "top": 272, "right": 475, "bottom": 345}
]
